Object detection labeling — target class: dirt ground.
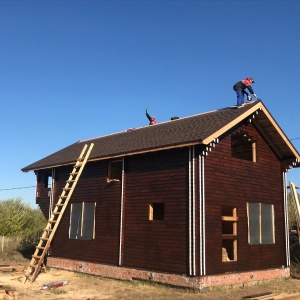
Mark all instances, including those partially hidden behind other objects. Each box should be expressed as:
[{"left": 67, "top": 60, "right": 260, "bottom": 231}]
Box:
[{"left": 2, "top": 257, "right": 300, "bottom": 299}]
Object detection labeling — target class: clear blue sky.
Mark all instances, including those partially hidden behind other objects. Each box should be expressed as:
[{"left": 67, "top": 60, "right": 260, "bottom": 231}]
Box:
[{"left": 1, "top": 0, "right": 300, "bottom": 208}]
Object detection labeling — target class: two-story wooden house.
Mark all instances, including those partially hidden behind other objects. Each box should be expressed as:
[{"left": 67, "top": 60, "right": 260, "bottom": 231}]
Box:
[{"left": 22, "top": 100, "right": 300, "bottom": 289}]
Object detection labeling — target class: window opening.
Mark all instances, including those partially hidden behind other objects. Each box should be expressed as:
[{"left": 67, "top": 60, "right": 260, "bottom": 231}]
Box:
[
  {"left": 107, "top": 160, "right": 123, "bottom": 182},
  {"left": 247, "top": 203, "right": 275, "bottom": 245},
  {"left": 43, "top": 174, "right": 52, "bottom": 188},
  {"left": 149, "top": 203, "right": 165, "bottom": 220},
  {"left": 222, "top": 206, "right": 238, "bottom": 262},
  {"left": 231, "top": 131, "right": 256, "bottom": 162},
  {"left": 69, "top": 202, "right": 96, "bottom": 240}
]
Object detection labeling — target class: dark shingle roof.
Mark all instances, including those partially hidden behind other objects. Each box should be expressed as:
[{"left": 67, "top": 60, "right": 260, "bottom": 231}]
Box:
[{"left": 22, "top": 101, "right": 300, "bottom": 172}]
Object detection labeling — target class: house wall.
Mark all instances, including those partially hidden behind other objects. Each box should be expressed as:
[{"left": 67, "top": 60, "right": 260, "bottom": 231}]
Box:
[
  {"left": 48, "top": 161, "right": 122, "bottom": 265},
  {"left": 35, "top": 119, "right": 289, "bottom": 282},
  {"left": 36, "top": 148, "right": 191, "bottom": 275},
  {"left": 122, "top": 149, "right": 190, "bottom": 274},
  {"left": 203, "top": 120, "right": 286, "bottom": 275}
]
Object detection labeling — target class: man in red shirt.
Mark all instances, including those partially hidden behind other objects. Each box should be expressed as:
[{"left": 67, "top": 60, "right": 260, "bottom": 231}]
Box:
[
  {"left": 233, "top": 77, "right": 257, "bottom": 106},
  {"left": 146, "top": 108, "right": 157, "bottom": 125}
]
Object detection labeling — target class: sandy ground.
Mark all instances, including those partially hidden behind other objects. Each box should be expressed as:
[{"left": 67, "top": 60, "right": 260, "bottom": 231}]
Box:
[{"left": 2, "top": 263, "right": 300, "bottom": 299}]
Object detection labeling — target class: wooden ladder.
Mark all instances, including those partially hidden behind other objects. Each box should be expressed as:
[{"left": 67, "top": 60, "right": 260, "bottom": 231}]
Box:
[{"left": 24, "top": 143, "right": 94, "bottom": 283}]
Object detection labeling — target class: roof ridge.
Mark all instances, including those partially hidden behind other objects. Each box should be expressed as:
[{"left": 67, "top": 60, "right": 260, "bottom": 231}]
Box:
[{"left": 79, "top": 108, "right": 222, "bottom": 143}]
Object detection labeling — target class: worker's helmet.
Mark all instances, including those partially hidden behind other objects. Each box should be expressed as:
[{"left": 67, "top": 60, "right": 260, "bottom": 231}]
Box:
[
  {"left": 249, "top": 77, "right": 255, "bottom": 83},
  {"left": 151, "top": 116, "right": 155, "bottom": 120}
]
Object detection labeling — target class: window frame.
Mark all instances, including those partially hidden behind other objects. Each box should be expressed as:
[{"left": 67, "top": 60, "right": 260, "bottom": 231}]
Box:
[
  {"left": 69, "top": 202, "right": 96, "bottom": 240},
  {"left": 231, "top": 131, "right": 256, "bottom": 162},
  {"left": 107, "top": 160, "right": 123, "bottom": 182},
  {"left": 222, "top": 206, "right": 238, "bottom": 262},
  {"left": 149, "top": 203, "right": 165, "bottom": 221},
  {"left": 247, "top": 202, "right": 275, "bottom": 245}
]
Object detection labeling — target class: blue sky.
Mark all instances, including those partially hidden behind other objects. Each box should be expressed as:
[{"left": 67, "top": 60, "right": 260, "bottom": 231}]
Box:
[{"left": 1, "top": 0, "right": 300, "bottom": 208}]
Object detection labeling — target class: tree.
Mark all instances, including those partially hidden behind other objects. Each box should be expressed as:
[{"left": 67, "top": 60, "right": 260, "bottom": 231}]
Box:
[{"left": 0, "top": 198, "right": 46, "bottom": 236}]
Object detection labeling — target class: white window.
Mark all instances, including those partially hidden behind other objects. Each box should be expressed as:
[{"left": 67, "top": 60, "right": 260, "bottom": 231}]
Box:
[{"left": 69, "top": 202, "right": 96, "bottom": 240}]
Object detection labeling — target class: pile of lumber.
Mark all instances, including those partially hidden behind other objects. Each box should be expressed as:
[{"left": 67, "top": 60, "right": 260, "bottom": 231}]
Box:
[
  {"left": 0, "top": 289, "right": 17, "bottom": 300},
  {"left": 0, "top": 265, "right": 24, "bottom": 299},
  {"left": 0, "top": 265, "right": 24, "bottom": 276}
]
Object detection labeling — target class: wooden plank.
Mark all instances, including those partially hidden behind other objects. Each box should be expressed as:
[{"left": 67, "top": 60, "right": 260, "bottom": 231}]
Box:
[
  {"left": 0, "top": 267, "right": 14, "bottom": 272},
  {"left": 242, "top": 292, "right": 275, "bottom": 299},
  {"left": 222, "top": 216, "right": 238, "bottom": 221}
]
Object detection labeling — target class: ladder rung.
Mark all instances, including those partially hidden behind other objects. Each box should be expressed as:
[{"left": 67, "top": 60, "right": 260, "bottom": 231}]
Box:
[
  {"left": 63, "top": 188, "right": 71, "bottom": 191},
  {"left": 40, "top": 237, "right": 49, "bottom": 241},
  {"left": 53, "top": 212, "right": 61, "bottom": 215},
  {"left": 67, "top": 180, "right": 76, "bottom": 183},
  {"left": 36, "top": 246, "right": 45, "bottom": 250},
  {"left": 44, "top": 228, "right": 53, "bottom": 232},
  {"left": 56, "top": 203, "right": 65, "bottom": 207},
  {"left": 48, "top": 219, "right": 57, "bottom": 223},
  {"left": 60, "top": 196, "right": 68, "bottom": 199},
  {"left": 32, "top": 255, "right": 41, "bottom": 259},
  {"left": 70, "top": 172, "right": 78, "bottom": 175}
]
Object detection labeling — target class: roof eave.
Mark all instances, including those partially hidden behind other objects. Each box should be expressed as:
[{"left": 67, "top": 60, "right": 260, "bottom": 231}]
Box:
[{"left": 21, "top": 140, "right": 203, "bottom": 172}]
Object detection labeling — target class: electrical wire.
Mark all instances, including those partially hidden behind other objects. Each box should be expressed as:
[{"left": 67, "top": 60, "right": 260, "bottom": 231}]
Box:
[{"left": 0, "top": 186, "right": 35, "bottom": 191}]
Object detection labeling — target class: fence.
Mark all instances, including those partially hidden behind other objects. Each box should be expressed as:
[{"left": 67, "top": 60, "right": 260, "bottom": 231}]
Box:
[{"left": 1, "top": 236, "right": 21, "bottom": 252}]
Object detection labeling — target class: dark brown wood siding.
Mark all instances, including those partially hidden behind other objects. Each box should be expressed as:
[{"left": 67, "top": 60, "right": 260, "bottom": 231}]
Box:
[
  {"left": 40, "top": 148, "right": 191, "bottom": 274},
  {"left": 48, "top": 162, "right": 122, "bottom": 265},
  {"left": 35, "top": 118, "right": 288, "bottom": 277},
  {"left": 204, "top": 121, "right": 286, "bottom": 275},
  {"left": 122, "top": 148, "right": 190, "bottom": 274}
]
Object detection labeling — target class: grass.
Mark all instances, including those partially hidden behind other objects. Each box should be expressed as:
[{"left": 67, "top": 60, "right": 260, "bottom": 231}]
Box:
[
  {"left": 290, "top": 262, "right": 300, "bottom": 278},
  {"left": 48, "top": 289, "right": 67, "bottom": 295}
]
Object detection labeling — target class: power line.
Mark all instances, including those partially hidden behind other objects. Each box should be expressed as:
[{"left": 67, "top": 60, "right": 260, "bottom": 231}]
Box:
[{"left": 0, "top": 186, "right": 35, "bottom": 192}]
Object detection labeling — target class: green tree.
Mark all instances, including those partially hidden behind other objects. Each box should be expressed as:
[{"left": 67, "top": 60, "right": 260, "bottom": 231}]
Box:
[{"left": 0, "top": 197, "right": 46, "bottom": 236}]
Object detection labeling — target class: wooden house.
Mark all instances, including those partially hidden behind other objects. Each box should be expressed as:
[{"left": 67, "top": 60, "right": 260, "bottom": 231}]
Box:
[{"left": 22, "top": 100, "right": 300, "bottom": 289}]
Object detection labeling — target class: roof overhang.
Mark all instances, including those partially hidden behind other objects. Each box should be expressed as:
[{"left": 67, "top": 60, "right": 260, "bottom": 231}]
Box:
[{"left": 202, "top": 101, "right": 300, "bottom": 162}]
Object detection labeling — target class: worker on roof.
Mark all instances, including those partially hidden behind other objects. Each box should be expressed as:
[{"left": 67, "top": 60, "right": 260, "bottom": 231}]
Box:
[
  {"left": 233, "top": 77, "right": 257, "bottom": 107},
  {"left": 146, "top": 108, "right": 157, "bottom": 125}
]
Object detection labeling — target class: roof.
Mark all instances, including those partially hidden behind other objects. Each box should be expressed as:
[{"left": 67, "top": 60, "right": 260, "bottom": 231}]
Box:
[{"left": 22, "top": 100, "right": 300, "bottom": 172}]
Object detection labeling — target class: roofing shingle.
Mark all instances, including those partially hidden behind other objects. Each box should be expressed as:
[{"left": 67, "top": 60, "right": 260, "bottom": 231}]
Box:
[{"left": 22, "top": 101, "right": 299, "bottom": 172}]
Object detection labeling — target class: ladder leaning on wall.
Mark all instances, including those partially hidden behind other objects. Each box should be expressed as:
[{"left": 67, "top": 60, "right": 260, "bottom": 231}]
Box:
[{"left": 24, "top": 143, "right": 94, "bottom": 283}]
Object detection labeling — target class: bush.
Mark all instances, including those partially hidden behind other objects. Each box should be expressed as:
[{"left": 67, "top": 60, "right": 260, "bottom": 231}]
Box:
[
  {"left": 17, "top": 230, "right": 44, "bottom": 253},
  {"left": 0, "top": 198, "right": 46, "bottom": 237},
  {"left": 0, "top": 198, "right": 47, "bottom": 257}
]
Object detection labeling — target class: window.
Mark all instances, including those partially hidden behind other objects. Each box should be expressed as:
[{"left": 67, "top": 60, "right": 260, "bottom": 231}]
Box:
[
  {"left": 69, "top": 202, "right": 96, "bottom": 240},
  {"left": 107, "top": 160, "right": 123, "bottom": 182},
  {"left": 149, "top": 203, "right": 165, "bottom": 220},
  {"left": 247, "top": 203, "right": 275, "bottom": 245},
  {"left": 231, "top": 131, "right": 256, "bottom": 162},
  {"left": 222, "top": 206, "right": 238, "bottom": 262},
  {"left": 43, "top": 174, "right": 52, "bottom": 188}
]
